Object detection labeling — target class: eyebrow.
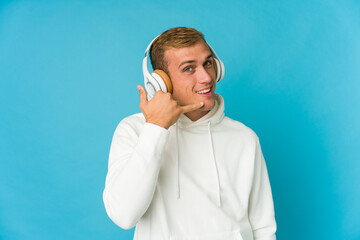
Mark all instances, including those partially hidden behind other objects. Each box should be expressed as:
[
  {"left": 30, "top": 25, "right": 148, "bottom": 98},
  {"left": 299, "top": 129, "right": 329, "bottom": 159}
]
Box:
[{"left": 178, "top": 54, "right": 213, "bottom": 69}]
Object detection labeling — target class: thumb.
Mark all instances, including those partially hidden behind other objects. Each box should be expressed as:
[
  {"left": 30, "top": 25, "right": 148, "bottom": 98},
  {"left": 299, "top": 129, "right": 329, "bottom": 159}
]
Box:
[{"left": 137, "top": 85, "right": 148, "bottom": 104}]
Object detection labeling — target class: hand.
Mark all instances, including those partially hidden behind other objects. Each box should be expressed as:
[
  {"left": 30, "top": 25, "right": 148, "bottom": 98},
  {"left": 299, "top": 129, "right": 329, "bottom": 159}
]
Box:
[{"left": 137, "top": 85, "right": 204, "bottom": 129}]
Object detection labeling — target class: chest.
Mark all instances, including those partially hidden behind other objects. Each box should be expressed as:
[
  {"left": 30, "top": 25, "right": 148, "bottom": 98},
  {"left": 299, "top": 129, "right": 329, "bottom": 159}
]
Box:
[{"left": 159, "top": 129, "right": 256, "bottom": 203}]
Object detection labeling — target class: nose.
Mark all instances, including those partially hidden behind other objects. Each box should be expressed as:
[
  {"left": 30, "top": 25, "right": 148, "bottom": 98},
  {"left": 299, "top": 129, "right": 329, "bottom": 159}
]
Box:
[{"left": 197, "top": 66, "right": 212, "bottom": 84}]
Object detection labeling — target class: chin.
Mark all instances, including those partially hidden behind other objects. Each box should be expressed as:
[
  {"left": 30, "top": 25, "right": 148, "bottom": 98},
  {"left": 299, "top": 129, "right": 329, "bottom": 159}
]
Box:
[{"left": 202, "top": 98, "right": 215, "bottom": 111}]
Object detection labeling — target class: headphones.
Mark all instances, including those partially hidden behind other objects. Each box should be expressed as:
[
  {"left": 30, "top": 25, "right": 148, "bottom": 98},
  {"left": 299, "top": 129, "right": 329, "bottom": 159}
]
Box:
[{"left": 143, "top": 35, "right": 225, "bottom": 99}]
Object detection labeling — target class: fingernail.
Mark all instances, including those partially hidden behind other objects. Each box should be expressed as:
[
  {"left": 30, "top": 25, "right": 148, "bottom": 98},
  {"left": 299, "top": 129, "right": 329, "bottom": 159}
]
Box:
[{"left": 200, "top": 102, "right": 204, "bottom": 106}]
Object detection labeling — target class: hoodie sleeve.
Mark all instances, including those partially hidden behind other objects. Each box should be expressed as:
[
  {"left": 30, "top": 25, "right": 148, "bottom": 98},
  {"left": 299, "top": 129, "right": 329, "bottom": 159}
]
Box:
[
  {"left": 248, "top": 139, "right": 277, "bottom": 240},
  {"left": 103, "top": 118, "right": 169, "bottom": 230}
]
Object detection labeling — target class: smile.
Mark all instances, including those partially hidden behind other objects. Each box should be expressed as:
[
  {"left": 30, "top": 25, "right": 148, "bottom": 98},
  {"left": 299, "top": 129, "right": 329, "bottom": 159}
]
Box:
[{"left": 195, "top": 87, "right": 211, "bottom": 94}]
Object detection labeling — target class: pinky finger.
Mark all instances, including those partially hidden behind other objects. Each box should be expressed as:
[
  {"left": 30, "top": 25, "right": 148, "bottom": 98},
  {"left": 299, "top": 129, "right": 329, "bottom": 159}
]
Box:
[{"left": 181, "top": 102, "right": 204, "bottom": 113}]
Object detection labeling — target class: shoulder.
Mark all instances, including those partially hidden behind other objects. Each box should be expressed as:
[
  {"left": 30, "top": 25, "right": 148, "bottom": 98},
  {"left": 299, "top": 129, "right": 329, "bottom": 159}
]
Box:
[
  {"left": 119, "top": 113, "right": 145, "bottom": 126},
  {"left": 220, "top": 116, "right": 260, "bottom": 144},
  {"left": 114, "top": 113, "right": 145, "bottom": 136}
]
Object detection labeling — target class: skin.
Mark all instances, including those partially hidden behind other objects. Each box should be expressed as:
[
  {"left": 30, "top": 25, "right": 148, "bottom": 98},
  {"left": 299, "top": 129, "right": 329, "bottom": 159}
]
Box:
[{"left": 138, "top": 40, "right": 216, "bottom": 129}]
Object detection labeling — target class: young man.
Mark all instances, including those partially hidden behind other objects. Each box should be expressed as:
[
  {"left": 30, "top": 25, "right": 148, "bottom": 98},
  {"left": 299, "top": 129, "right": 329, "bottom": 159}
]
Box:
[{"left": 103, "top": 27, "right": 277, "bottom": 240}]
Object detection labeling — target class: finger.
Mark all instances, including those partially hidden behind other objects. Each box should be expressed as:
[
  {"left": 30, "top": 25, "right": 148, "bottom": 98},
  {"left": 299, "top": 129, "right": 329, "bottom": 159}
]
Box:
[
  {"left": 137, "top": 85, "right": 148, "bottom": 104},
  {"left": 181, "top": 102, "right": 204, "bottom": 113}
]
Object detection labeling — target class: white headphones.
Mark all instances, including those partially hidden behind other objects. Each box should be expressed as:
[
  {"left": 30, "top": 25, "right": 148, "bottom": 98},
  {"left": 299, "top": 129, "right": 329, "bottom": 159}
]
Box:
[{"left": 143, "top": 35, "right": 225, "bottom": 99}]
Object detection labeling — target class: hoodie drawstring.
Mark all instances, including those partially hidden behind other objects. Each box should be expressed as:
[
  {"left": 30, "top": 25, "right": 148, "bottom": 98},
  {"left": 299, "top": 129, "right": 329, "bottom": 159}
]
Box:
[
  {"left": 207, "top": 122, "right": 222, "bottom": 207},
  {"left": 175, "top": 122, "right": 222, "bottom": 207}
]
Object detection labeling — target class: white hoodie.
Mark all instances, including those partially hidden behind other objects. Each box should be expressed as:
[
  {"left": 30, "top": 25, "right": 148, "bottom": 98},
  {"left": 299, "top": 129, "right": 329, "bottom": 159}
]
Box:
[{"left": 103, "top": 95, "right": 276, "bottom": 240}]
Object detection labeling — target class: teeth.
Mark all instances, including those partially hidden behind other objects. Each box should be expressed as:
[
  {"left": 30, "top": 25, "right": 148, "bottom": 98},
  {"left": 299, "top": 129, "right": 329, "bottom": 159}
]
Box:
[{"left": 196, "top": 88, "right": 211, "bottom": 94}]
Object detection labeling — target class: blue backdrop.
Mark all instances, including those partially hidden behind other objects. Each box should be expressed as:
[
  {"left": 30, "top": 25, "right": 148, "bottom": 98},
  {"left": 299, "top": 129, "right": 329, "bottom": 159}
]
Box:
[{"left": 1, "top": 0, "right": 359, "bottom": 239}]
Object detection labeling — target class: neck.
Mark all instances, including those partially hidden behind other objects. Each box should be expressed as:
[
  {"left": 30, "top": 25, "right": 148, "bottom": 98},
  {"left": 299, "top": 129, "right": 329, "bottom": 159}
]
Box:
[{"left": 184, "top": 110, "right": 210, "bottom": 121}]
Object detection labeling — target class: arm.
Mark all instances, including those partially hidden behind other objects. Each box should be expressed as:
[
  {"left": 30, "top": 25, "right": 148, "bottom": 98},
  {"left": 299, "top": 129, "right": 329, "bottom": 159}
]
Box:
[
  {"left": 103, "top": 85, "right": 204, "bottom": 229},
  {"left": 103, "top": 118, "right": 169, "bottom": 229},
  {"left": 248, "top": 139, "right": 277, "bottom": 240}
]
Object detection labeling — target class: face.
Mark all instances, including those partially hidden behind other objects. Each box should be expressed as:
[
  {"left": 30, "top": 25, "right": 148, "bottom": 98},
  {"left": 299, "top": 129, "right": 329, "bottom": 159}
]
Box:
[{"left": 164, "top": 41, "right": 216, "bottom": 121}]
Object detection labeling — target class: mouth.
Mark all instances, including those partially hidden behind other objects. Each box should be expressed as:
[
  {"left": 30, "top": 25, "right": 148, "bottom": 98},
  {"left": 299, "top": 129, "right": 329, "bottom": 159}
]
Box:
[{"left": 195, "top": 87, "right": 212, "bottom": 94}]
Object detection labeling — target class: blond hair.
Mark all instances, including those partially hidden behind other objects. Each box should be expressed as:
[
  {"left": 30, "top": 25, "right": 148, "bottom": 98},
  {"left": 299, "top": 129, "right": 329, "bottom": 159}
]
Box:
[{"left": 150, "top": 27, "right": 206, "bottom": 73}]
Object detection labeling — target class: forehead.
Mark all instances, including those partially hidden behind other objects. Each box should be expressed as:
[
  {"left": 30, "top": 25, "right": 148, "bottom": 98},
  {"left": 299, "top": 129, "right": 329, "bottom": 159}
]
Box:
[{"left": 164, "top": 41, "right": 211, "bottom": 66}]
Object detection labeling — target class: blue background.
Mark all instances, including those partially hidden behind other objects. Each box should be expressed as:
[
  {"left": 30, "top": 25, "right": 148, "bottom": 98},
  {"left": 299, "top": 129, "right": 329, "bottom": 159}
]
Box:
[{"left": 1, "top": 0, "right": 359, "bottom": 239}]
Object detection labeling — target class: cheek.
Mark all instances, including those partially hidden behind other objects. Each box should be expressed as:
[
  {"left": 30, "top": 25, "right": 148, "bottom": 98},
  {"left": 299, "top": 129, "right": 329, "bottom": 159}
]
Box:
[
  {"left": 172, "top": 78, "right": 194, "bottom": 97},
  {"left": 173, "top": 85, "right": 193, "bottom": 101}
]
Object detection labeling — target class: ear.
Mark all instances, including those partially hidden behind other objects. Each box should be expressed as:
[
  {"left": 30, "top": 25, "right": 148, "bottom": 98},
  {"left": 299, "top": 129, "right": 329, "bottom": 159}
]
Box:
[{"left": 153, "top": 69, "right": 173, "bottom": 93}]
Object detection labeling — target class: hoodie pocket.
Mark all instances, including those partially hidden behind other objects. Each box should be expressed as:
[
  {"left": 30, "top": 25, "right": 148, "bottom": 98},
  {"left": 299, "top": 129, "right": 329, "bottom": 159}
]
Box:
[{"left": 170, "top": 229, "right": 244, "bottom": 240}]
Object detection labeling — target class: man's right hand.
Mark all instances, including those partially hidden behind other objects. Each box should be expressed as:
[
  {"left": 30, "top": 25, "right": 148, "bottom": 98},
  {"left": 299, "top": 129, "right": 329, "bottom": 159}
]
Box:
[{"left": 137, "top": 85, "right": 204, "bottom": 129}]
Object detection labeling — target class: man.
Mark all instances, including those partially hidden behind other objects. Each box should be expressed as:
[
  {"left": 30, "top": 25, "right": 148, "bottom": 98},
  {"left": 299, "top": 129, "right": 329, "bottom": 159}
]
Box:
[{"left": 103, "top": 27, "right": 277, "bottom": 240}]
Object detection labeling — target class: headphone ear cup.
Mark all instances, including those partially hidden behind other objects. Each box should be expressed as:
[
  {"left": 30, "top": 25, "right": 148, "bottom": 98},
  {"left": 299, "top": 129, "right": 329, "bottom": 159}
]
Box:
[
  {"left": 145, "top": 75, "right": 161, "bottom": 99},
  {"left": 213, "top": 58, "right": 225, "bottom": 82},
  {"left": 153, "top": 69, "right": 172, "bottom": 93},
  {"left": 150, "top": 70, "right": 170, "bottom": 93},
  {"left": 213, "top": 58, "right": 221, "bottom": 82}
]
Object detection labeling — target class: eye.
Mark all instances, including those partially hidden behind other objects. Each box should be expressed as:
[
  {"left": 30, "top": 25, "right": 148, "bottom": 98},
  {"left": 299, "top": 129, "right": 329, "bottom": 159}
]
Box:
[
  {"left": 204, "top": 60, "right": 212, "bottom": 67},
  {"left": 183, "top": 66, "right": 193, "bottom": 72}
]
